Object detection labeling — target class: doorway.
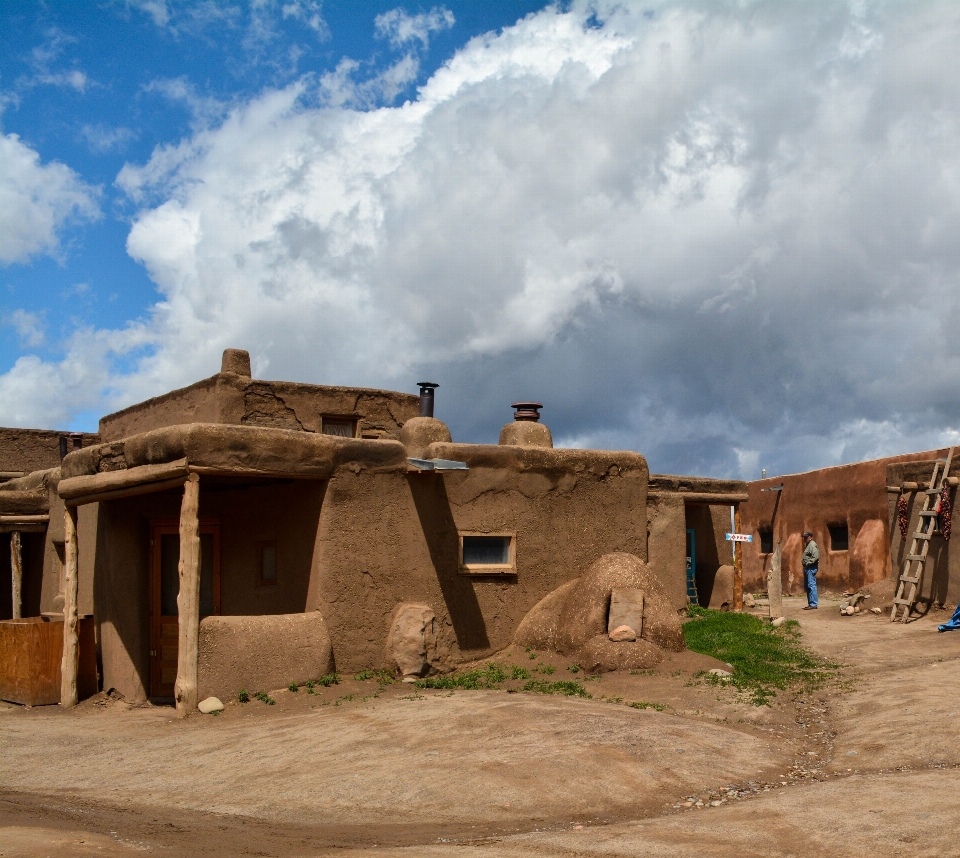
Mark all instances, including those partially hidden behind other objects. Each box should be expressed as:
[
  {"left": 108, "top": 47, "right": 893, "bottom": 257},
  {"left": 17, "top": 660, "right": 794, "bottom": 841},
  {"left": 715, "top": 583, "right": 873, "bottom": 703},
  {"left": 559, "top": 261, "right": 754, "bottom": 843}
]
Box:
[{"left": 149, "top": 520, "right": 220, "bottom": 699}]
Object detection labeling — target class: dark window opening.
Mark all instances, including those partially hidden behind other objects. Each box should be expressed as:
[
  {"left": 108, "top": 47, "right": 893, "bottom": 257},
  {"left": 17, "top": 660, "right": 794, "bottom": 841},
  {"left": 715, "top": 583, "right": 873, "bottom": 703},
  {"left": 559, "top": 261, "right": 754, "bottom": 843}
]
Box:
[
  {"left": 258, "top": 541, "right": 277, "bottom": 586},
  {"left": 829, "top": 524, "right": 849, "bottom": 552},
  {"left": 759, "top": 529, "right": 774, "bottom": 554},
  {"left": 461, "top": 535, "right": 512, "bottom": 567}
]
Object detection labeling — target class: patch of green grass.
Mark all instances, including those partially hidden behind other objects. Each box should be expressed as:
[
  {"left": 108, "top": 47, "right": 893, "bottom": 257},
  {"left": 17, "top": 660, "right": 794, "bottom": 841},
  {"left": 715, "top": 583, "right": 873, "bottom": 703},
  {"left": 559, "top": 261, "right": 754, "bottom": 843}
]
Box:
[
  {"left": 237, "top": 689, "right": 250, "bottom": 703},
  {"left": 628, "top": 701, "right": 666, "bottom": 711},
  {"left": 520, "top": 679, "right": 591, "bottom": 698},
  {"left": 567, "top": 664, "right": 580, "bottom": 674},
  {"left": 415, "top": 663, "right": 508, "bottom": 690},
  {"left": 288, "top": 681, "right": 299, "bottom": 692},
  {"left": 537, "top": 664, "right": 556, "bottom": 675},
  {"left": 254, "top": 691, "right": 275, "bottom": 705},
  {"left": 354, "top": 668, "right": 396, "bottom": 685},
  {"left": 510, "top": 665, "right": 530, "bottom": 680},
  {"left": 316, "top": 673, "right": 340, "bottom": 687},
  {"left": 687, "top": 604, "right": 711, "bottom": 618},
  {"left": 683, "top": 609, "right": 840, "bottom": 705}
]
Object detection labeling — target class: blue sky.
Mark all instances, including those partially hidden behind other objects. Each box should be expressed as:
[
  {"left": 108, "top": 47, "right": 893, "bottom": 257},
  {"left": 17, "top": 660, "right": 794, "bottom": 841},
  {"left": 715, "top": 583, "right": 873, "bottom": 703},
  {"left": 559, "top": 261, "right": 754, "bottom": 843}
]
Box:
[{"left": 3, "top": 2, "right": 960, "bottom": 479}]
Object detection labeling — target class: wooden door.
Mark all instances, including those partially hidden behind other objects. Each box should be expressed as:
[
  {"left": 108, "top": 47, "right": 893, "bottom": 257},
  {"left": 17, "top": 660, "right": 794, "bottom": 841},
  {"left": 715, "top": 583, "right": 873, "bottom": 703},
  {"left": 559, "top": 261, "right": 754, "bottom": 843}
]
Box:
[{"left": 149, "top": 521, "right": 220, "bottom": 698}]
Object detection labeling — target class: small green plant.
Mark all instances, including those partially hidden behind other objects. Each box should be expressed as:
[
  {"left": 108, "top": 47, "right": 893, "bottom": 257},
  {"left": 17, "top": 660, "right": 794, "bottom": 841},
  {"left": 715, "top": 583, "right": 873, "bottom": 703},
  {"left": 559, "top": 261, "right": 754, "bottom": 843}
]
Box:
[
  {"left": 583, "top": 673, "right": 602, "bottom": 681},
  {"left": 237, "top": 689, "right": 250, "bottom": 703},
  {"left": 537, "top": 664, "right": 556, "bottom": 675},
  {"left": 510, "top": 665, "right": 530, "bottom": 680},
  {"left": 629, "top": 701, "right": 666, "bottom": 712},
  {"left": 254, "top": 691, "right": 275, "bottom": 705},
  {"left": 528, "top": 651, "right": 537, "bottom": 660},
  {"left": 288, "top": 682, "right": 299, "bottom": 692},
  {"left": 354, "top": 668, "right": 396, "bottom": 685},
  {"left": 567, "top": 664, "right": 580, "bottom": 674},
  {"left": 304, "top": 680, "right": 315, "bottom": 694},
  {"left": 520, "top": 679, "right": 591, "bottom": 698},
  {"left": 687, "top": 604, "right": 710, "bottom": 618},
  {"left": 416, "top": 663, "right": 507, "bottom": 690},
  {"left": 316, "top": 673, "right": 340, "bottom": 687}
]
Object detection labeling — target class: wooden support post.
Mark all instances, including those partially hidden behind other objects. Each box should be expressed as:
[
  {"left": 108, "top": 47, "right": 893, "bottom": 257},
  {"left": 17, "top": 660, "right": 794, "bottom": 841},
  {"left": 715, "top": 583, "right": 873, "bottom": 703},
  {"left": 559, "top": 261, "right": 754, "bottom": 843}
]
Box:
[
  {"left": 733, "top": 505, "right": 744, "bottom": 612},
  {"left": 174, "top": 473, "right": 201, "bottom": 718},
  {"left": 10, "top": 531, "right": 22, "bottom": 620},
  {"left": 768, "top": 540, "right": 783, "bottom": 619},
  {"left": 60, "top": 505, "right": 79, "bottom": 707}
]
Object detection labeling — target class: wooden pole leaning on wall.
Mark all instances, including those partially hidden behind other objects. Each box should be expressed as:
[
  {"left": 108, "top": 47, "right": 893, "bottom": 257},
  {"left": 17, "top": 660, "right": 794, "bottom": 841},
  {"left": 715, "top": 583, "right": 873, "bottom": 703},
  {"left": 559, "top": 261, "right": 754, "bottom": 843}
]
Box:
[
  {"left": 10, "top": 531, "right": 22, "bottom": 620},
  {"left": 174, "top": 473, "right": 201, "bottom": 718},
  {"left": 60, "top": 505, "right": 80, "bottom": 707},
  {"left": 733, "top": 505, "right": 744, "bottom": 612},
  {"left": 768, "top": 540, "right": 783, "bottom": 620}
]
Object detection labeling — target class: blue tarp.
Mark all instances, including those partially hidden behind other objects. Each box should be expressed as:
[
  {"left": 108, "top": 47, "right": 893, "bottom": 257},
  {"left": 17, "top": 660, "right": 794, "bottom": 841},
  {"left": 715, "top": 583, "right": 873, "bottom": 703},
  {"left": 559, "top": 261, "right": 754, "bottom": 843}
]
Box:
[{"left": 938, "top": 602, "right": 960, "bottom": 632}]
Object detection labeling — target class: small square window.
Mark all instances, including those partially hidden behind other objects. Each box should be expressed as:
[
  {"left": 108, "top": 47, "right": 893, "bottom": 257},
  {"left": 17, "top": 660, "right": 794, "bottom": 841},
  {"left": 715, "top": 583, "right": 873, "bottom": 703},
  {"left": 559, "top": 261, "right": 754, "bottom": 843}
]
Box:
[
  {"left": 459, "top": 534, "right": 514, "bottom": 574},
  {"left": 828, "top": 525, "right": 848, "bottom": 552},
  {"left": 322, "top": 417, "right": 358, "bottom": 438},
  {"left": 258, "top": 541, "right": 277, "bottom": 586},
  {"left": 759, "top": 529, "right": 773, "bottom": 554}
]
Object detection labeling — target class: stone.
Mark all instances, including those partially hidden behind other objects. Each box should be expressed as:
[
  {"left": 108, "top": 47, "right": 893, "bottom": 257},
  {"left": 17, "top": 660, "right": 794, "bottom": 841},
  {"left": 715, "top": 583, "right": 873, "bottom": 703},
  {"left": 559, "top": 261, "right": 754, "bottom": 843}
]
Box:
[
  {"left": 870, "top": 607, "right": 882, "bottom": 614},
  {"left": 743, "top": 593, "right": 756, "bottom": 608},
  {"left": 608, "top": 624, "right": 637, "bottom": 642},
  {"left": 608, "top": 589, "right": 644, "bottom": 636},
  {"left": 843, "top": 605, "right": 856, "bottom": 616},
  {"left": 709, "top": 668, "right": 732, "bottom": 678},
  {"left": 771, "top": 617, "right": 786, "bottom": 628},
  {"left": 386, "top": 603, "right": 440, "bottom": 680},
  {"left": 198, "top": 696, "right": 224, "bottom": 714}
]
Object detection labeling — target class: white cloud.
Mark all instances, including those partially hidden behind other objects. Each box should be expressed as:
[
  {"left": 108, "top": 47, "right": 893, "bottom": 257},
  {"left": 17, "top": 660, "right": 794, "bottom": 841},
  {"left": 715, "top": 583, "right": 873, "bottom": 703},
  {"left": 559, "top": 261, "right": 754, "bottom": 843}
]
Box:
[
  {"left": 81, "top": 123, "right": 137, "bottom": 153},
  {"left": 375, "top": 6, "right": 454, "bottom": 50},
  {"left": 7, "top": 2, "right": 960, "bottom": 477},
  {"left": 5, "top": 309, "right": 46, "bottom": 348},
  {"left": 0, "top": 132, "right": 100, "bottom": 265}
]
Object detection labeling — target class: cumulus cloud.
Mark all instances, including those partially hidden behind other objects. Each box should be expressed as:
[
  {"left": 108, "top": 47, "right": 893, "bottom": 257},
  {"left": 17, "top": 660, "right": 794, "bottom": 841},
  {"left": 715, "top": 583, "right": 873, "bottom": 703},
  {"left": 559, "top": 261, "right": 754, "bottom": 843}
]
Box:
[
  {"left": 5, "top": 309, "right": 46, "bottom": 348},
  {"left": 375, "top": 6, "right": 455, "bottom": 49},
  {"left": 0, "top": 132, "right": 100, "bottom": 265},
  {"left": 6, "top": 1, "right": 960, "bottom": 477}
]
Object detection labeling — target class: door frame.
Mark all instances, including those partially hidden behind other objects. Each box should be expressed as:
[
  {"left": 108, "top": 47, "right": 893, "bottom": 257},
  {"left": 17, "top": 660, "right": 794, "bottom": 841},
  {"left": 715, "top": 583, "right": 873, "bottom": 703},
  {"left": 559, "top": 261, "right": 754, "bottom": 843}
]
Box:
[{"left": 149, "top": 519, "right": 221, "bottom": 698}]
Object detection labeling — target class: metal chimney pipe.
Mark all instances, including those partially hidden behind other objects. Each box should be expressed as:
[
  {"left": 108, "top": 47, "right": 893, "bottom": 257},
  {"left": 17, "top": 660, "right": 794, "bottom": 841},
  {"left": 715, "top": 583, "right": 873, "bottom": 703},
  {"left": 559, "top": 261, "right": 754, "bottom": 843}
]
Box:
[
  {"left": 70, "top": 432, "right": 84, "bottom": 451},
  {"left": 512, "top": 402, "right": 543, "bottom": 422},
  {"left": 59, "top": 435, "right": 68, "bottom": 460},
  {"left": 417, "top": 382, "right": 439, "bottom": 418}
]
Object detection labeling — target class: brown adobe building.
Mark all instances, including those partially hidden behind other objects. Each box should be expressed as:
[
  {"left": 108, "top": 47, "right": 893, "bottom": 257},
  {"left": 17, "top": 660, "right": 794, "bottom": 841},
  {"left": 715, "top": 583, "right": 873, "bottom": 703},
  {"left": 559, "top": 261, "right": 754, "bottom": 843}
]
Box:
[{"left": 1, "top": 349, "right": 746, "bottom": 712}]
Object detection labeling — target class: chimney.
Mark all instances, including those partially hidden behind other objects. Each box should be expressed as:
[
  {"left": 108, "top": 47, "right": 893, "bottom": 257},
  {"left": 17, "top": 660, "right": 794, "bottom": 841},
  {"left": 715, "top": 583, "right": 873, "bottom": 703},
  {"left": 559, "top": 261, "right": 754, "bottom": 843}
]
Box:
[
  {"left": 418, "top": 382, "right": 439, "bottom": 418},
  {"left": 221, "top": 348, "right": 252, "bottom": 377},
  {"left": 59, "top": 435, "right": 68, "bottom": 460},
  {"left": 511, "top": 401, "right": 543, "bottom": 422}
]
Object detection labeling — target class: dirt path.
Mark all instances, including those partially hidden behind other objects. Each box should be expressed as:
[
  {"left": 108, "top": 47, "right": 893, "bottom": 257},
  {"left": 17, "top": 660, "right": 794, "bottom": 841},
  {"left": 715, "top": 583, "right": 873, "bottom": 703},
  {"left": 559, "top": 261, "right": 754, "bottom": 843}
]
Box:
[{"left": 2, "top": 596, "right": 958, "bottom": 856}]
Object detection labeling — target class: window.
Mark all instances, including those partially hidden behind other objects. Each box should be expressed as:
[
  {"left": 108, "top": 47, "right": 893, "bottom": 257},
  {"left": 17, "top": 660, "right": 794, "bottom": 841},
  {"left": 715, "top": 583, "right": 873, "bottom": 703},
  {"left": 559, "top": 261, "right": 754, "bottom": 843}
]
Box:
[
  {"left": 759, "top": 529, "right": 773, "bottom": 554},
  {"left": 258, "top": 541, "right": 277, "bottom": 586},
  {"left": 828, "top": 524, "right": 849, "bottom": 552},
  {"left": 321, "top": 417, "right": 358, "bottom": 438},
  {"left": 459, "top": 534, "right": 515, "bottom": 574}
]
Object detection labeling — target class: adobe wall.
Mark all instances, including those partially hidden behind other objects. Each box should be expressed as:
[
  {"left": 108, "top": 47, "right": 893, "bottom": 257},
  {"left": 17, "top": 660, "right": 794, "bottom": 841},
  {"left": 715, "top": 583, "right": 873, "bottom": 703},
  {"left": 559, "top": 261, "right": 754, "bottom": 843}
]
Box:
[
  {"left": 646, "top": 492, "right": 687, "bottom": 609},
  {"left": 887, "top": 459, "right": 960, "bottom": 610},
  {"left": 0, "top": 428, "right": 100, "bottom": 477},
  {"left": 98, "top": 373, "right": 419, "bottom": 442},
  {"left": 309, "top": 443, "right": 650, "bottom": 674},
  {"left": 94, "top": 479, "right": 325, "bottom": 701},
  {"left": 740, "top": 449, "right": 949, "bottom": 595}
]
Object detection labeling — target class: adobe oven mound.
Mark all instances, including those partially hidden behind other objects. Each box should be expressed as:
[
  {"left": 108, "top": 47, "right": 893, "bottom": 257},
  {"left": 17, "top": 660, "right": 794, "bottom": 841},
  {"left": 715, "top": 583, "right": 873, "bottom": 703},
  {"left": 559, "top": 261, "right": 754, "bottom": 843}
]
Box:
[{"left": 513, "top": 552, "right": 684, "bottom": 672}]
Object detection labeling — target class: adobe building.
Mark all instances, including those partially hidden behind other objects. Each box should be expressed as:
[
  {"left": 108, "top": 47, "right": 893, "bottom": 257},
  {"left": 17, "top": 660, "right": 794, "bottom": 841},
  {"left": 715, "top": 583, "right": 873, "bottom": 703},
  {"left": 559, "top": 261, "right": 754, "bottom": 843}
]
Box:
[
  {"left": 739, "top": 449, "right": 960, "bottom": 612},
  {"left": 1, "top": 349, "right": 746, "bottom": 712}
]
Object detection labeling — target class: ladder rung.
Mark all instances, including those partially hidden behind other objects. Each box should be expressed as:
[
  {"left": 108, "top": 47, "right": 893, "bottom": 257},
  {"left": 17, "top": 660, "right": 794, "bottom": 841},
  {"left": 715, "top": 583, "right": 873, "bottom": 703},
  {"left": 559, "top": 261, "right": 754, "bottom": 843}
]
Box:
[
  {"left": 900, "top": 577, "right": 920, "bottom": 584},
  {"left": 919, "top": 510, "right": 939, "bottom": 516},
  {"left": 894, "top": 598, "right": 914, "bottom": 606},
  {"left": 912, "top": 533, "right": 931, "bottom": 540},
  {"left": 905, "top": 554, "right": 927, "bottom": 562},
  {"left": 927, "top": 488, "right": 943, "bottom": 494}
]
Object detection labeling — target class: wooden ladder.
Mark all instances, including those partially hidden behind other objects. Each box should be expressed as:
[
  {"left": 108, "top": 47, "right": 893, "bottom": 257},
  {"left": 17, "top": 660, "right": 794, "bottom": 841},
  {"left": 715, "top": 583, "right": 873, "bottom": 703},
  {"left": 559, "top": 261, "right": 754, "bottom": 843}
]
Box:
[{"left": 891, "top": 447, "right": 954, "bottom": 622}]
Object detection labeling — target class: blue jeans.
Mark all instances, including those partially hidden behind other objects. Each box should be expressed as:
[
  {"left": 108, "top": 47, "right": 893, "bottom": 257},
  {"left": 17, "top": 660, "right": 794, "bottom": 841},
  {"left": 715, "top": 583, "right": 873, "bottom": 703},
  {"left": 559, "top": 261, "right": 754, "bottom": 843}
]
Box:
[{"left": 804, "top": 566, "right": 818, "bottom": 607}]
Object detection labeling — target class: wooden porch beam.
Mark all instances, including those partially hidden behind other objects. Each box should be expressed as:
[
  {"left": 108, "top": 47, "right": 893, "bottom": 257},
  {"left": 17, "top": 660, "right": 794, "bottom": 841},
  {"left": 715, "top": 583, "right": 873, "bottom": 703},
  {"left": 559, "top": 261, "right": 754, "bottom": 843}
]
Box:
[
  {"left": 10, "top": 531, "right": 22, "bottom": 620},
  {"left": 60, "top": 505, "right": 79, "bottom": 707},
  {"left": 174, "top": 473, "right": 201, "bottom": 717},
  {"left": 59, "top": 459, "right": 189, "bottom": 505}
]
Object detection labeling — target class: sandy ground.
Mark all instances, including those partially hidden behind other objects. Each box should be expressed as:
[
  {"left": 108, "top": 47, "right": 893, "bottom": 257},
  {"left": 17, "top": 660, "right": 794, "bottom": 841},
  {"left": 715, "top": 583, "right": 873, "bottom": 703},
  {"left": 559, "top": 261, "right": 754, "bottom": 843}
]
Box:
[{"left": 2, "top": 595, "right": 958, "bottom": 857}]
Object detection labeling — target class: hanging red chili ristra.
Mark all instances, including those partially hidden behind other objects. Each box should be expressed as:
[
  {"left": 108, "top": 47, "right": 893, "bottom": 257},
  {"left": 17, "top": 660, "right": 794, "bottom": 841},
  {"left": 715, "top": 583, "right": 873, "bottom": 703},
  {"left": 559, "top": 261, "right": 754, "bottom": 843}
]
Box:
[
  {"left": 939, "top": 485, "right": 952, "bottom": 542},
  {"left": 897, "top": 494, "right": 909, "bottom": 541}
]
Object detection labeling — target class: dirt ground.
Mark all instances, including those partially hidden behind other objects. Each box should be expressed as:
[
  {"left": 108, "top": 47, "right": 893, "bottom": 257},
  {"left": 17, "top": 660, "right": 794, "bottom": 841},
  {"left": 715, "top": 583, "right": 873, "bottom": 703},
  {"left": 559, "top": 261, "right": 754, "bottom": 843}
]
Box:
[{"left": 2, "top": 595, "right": 959, "bottom": 857}]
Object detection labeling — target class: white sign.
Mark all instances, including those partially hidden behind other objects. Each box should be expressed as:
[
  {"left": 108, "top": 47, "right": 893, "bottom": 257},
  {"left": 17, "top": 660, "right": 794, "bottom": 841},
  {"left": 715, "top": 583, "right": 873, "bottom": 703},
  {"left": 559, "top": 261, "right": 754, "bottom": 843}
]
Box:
[{"left": 725, "top": 533, "right": 753, "bottom": 543}]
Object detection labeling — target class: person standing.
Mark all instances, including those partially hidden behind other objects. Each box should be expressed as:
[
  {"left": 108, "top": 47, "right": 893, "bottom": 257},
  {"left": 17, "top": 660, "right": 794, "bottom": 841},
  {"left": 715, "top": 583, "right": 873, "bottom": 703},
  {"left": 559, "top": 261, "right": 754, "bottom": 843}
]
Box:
[{"left": 801, "top": 531, "right": 820, "bottom": 610}]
